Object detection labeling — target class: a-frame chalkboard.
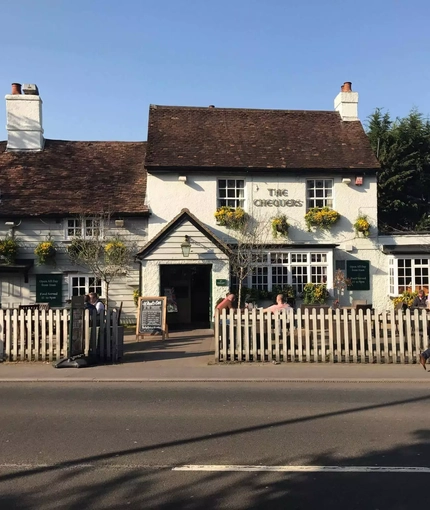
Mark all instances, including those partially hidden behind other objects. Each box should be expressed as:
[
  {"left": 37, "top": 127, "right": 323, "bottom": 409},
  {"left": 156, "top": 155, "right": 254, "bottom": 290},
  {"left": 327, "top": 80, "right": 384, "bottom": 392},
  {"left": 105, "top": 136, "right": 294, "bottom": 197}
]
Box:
[{"left": 136, "top": 296, "right": 167, "bottom": 340}]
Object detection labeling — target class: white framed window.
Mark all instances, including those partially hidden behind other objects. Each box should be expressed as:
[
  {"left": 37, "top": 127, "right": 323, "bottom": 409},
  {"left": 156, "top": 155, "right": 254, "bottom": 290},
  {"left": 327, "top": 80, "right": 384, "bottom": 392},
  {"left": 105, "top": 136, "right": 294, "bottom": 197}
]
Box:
[
  {"left": 389, "top": 257, "right": 430, "bottom": 295},
  {"left": 65, "top": 218, "right": 102, "bottom": 240},
  {"left": 217, "top": 179, "right": 245, "bottom": 208},
  {"left": 306, "top": 179, "right": 333, "bottom": 209},
  {"left": 69, "top": 275, "right": 103, "bottom": 298},
  {"left": 245, "top": 250, "right": 332, "bottom": 295}
]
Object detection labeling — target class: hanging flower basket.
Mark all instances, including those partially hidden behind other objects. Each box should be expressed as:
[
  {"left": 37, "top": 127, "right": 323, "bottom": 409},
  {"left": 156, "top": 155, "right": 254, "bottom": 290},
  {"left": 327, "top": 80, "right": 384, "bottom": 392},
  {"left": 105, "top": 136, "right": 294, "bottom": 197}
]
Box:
[
  {"left": 0, "top": 236, "right": 18, "bottom": 264},
  {"left": 271, "top": 215, "right": 290, "bottom": 239},
  {"left": 304, "top": 207, "right": 340, "bottom": 232},
  {"left": 34, "top": 239, "right": 56, "bottom": 265},
  {"left": 354, "top": 215, "right": 371, "bottom": 237},
  {"left": 214, "top": 206, "right": 247, "bottom": 231}
]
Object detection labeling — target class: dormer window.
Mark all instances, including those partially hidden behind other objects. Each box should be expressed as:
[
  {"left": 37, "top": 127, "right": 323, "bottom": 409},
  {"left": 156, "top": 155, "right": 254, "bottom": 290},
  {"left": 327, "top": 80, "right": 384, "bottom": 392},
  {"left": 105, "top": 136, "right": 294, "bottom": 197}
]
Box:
[{"left": 65, "top": 218, "right": 102, "bottom": 240}]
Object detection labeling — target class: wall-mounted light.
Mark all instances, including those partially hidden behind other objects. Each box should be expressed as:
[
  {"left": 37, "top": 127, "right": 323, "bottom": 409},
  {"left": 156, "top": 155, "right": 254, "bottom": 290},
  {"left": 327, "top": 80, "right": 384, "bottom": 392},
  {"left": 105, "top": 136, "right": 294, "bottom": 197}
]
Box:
[
  {"left": 178, "top": 175, "right": 187, "bottom": 183},
  {"left": 115, "top": 219, "right": 125, "bottom": 228},
  {"left": 181, "top": 235, "right": 191, "bottom": 257},
  {"left": 342, "top": 178, "right": 352, "bottom": 185},
  {"left": 355, "top": 176, "right": 364, "bottom": 186}
]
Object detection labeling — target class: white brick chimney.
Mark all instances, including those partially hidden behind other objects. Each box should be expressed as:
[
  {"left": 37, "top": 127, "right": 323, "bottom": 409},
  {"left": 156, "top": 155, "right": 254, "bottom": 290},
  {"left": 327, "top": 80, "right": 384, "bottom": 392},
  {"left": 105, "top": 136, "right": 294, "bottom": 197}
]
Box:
[
  {"left": 5, "top": 83, "right": 44, "bottom": 151},
  {"left": 334, "top": 81, "right": 359, "bottom": 121}
]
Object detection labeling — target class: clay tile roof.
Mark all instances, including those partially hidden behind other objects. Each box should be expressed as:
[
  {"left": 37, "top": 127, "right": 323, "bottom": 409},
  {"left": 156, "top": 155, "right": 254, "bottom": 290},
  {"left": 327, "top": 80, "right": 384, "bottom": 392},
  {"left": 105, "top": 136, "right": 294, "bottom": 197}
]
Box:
[
  {"left": 0, "top": 139, "right": 148, "bottom": 217},
  {"left": 145, "top": 106, "right": 379, "bottom": 171}
]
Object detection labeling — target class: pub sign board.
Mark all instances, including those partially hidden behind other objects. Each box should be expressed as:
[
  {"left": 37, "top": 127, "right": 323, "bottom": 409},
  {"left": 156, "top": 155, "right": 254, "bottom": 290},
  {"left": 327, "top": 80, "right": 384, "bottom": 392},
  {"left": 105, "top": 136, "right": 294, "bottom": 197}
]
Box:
[
  {"left": 36, "top": 274, "right": 63, "bottom": 307},
  {"left": 136, "top": 296, "right": 167, "bottom": 340},
  {"left": 346, "top": 260, "right": 370, "bottom": 291}
]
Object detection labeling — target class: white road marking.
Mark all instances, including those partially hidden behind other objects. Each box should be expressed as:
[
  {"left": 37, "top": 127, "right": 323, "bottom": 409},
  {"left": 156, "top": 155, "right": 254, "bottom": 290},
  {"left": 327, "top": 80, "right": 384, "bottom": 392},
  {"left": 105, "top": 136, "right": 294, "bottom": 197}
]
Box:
[
  {"left": 173, "top": 464, "right": 430, "bottom": 473},
  {"left": 2, "top": 463, "right": 430, "bottom": 474}
]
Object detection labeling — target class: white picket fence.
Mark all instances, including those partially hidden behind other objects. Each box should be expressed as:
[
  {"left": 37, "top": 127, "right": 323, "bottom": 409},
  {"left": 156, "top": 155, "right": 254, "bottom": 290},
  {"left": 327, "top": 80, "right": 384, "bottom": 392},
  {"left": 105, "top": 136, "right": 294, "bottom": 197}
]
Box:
[
  {"left": 0, "top": 309, "right": 121, "bottom": 362},
  {"left": 215, "top": 308, "right": 429, "bottom": 364}
]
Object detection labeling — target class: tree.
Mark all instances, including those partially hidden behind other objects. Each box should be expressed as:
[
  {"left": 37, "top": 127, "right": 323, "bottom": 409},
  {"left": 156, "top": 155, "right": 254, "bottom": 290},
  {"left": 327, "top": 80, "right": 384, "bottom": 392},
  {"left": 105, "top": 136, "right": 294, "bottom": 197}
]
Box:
[
  {"left": 366, "top": 108, "right": 430, "bottom": 232},
  {"left": 67, "top": 215, "right": 135, "bottom": 308},
  {"left": 227, "top": 214, "right": 272, "bottom": 308}
]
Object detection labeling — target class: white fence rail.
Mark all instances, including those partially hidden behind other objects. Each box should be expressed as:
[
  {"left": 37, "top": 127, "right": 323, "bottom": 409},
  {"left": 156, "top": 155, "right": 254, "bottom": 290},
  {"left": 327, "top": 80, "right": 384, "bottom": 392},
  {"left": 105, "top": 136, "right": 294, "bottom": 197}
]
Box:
[
  {"left": 0, "top": 309, "right": 121, "bottom": 363},
  {"left": 215, "top": 308, "right": 428, "bottom": 364}
]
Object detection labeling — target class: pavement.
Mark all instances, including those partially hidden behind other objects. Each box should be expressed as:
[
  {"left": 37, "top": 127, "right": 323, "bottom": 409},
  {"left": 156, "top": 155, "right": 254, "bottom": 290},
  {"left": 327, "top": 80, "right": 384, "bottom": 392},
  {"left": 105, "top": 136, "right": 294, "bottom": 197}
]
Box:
[{"left": 1, "top": 328, "right": 430, "bottom": 382}]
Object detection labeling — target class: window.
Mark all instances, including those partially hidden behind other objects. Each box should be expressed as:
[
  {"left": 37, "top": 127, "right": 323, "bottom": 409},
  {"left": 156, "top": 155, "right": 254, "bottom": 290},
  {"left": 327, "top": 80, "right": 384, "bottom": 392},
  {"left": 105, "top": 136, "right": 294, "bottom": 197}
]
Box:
[
  {"left": 307, "top": 179, "right": 333, "bottom": 209},
  {"left": 243, "top": 250, "right": 331, "bottom": 295},
  {"left": 218, "top": 179, "right": 245, "bottom": 208},
  {"left": 66, "top": 218, "right": 102, "bottom": 239},
  {"left": 69, "top": 275, "right": 103, "bottom": 298},
  {"left": 389, "top": 257, "right": 430, "bottom": 295}
]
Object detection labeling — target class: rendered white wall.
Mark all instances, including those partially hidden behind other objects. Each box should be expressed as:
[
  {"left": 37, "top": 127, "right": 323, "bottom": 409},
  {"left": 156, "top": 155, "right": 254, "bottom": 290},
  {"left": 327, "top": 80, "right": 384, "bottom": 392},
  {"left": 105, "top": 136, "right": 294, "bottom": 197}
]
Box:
[{"left": 5, "top": 94, "right": 44, "bottom": 150}]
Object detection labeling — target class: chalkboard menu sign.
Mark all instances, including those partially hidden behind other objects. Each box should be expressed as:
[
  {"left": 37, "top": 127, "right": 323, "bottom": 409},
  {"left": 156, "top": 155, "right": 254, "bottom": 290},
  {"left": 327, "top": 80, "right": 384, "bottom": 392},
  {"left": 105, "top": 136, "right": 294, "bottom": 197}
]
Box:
[
  {"left": 36, "top": 274, "right": 63, "bottom": 307},
  {"left": 346, "top": 260, "right": 370, "bottom": 291},
  {"left": 136, "top": 296, "right": 167, "bottom": 340},
  {"left": 69, "top": 296, "right": 85, "bottom": 357}
]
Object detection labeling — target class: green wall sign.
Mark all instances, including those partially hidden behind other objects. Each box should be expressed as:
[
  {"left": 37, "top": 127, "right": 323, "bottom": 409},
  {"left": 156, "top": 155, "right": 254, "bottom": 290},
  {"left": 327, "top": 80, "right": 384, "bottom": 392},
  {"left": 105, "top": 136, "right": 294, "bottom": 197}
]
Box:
[
  {"left": 216, "top": 279, "right": 228, "bottom": 286},
  {"left": 346, "top": 260, "right": 370, "bottom": 291},
  {"left": 36, "top": 274, "right": 63, "bottom": 307}
]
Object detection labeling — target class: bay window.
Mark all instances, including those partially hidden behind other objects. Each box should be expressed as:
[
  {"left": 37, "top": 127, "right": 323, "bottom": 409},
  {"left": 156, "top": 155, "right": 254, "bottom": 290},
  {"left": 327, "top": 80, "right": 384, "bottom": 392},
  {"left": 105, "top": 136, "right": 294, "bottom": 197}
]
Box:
[{"left": 389, "top": 257, "right": 430, "bottom": 295}]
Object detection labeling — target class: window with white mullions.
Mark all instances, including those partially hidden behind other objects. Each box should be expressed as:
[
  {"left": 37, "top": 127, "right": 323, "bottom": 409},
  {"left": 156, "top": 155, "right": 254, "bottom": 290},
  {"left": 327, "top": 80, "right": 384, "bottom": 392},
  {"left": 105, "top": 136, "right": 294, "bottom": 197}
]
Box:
[
  {"left": 69, "top": 275, "right": 103, "bottom": 298},
  {"left": 218, "top": 179, "right": 245, "bottom": 208},
  {"left": 66, "top": 218, "right": 103, "bottom": 240},
  {"left": 251, "top": 267, "right": 268, "bottom": 290},
  {"left": 291, "top": 266, "right": 308, "bottom": 294},
  {"left": 307, "top": 179, "right": 333, "bottom": 209},
  {"left": 389, "top": 257, "right": 430, "bottom": 295},
  {"left": 245, "top": 250, "right": 330, "bottom": 295}
]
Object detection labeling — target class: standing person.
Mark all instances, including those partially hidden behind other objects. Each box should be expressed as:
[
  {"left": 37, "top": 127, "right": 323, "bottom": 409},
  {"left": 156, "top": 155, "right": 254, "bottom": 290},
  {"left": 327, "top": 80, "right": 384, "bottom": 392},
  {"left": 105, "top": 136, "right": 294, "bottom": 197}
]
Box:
[
  {"left": 84, "top": 294, "right": 95, "bottom": 311},
  {"left": 412, "top": 289, "right": 427, "bottom": 308},
  {"left": 89, "top": 292, "right": 105, "bottom": 314},
  {"left": 263, "top": 294, "right": 291, "bottom": 312}
]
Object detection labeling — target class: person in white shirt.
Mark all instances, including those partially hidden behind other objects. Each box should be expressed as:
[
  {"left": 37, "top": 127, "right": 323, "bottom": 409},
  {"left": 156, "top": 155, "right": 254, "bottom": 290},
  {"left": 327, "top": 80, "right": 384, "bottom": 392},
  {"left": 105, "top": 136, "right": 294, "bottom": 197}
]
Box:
[{"left": 89, "top": 292, "right": 105, "bottom": 314}]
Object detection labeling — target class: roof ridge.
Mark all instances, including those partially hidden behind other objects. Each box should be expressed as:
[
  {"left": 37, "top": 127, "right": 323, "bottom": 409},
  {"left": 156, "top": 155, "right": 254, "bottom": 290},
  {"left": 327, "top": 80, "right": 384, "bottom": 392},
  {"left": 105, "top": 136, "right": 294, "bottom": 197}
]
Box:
[{"left": 149, "top": 105, "right": 340, "bottom": 114}]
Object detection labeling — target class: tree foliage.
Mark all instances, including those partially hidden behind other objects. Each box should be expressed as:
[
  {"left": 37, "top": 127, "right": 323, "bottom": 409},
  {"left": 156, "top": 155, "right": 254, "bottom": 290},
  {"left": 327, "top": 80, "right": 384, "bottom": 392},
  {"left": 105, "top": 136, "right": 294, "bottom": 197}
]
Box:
[
  {"left": 367, "top": 108, "right": 430, "bottom": 232},
  {"left": 227, "top": 214, "right": 272, "bottom": 308},
  {"left": 67, "top": 215, "right": 136, "bottom": 308}
]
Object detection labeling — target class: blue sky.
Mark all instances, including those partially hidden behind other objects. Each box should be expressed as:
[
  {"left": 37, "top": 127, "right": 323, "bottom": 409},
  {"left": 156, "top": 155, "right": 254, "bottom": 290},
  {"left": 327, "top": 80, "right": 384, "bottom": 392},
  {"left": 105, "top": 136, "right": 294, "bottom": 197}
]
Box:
[{"left": 1, "top": 0, "right": 429, "bottom": 141}]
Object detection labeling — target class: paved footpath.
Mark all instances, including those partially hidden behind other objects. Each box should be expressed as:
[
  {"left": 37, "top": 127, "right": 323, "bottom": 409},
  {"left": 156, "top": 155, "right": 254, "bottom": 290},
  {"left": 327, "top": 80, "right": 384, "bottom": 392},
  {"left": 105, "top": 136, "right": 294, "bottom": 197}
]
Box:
[
  {"left": 1, "top": 328, "right": 430, "bottom": 382},
  {"left": 1, "top": 361, "right": 429, "bottom": 383}
]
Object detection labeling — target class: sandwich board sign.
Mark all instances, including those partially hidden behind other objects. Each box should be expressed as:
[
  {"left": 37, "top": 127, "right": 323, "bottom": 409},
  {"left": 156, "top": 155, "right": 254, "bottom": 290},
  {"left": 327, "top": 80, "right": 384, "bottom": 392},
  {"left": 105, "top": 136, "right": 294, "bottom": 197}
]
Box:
[{"left": 136, "top": 296, "right": 167, "bottom": 340}]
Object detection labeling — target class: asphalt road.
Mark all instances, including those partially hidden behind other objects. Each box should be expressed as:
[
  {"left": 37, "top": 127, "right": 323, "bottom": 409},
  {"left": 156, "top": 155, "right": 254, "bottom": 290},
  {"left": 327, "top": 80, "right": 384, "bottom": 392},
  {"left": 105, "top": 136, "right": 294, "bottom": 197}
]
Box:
[{"left": 0, "top": 382, "right": 429, "bottom": 509}]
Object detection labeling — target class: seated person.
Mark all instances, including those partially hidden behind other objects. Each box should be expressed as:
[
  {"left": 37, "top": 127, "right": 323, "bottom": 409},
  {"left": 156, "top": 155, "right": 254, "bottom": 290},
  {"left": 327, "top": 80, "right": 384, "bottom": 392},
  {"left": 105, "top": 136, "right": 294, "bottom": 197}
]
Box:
[
  {"left": 264, "top": 294, "right": 291, "bottom": 312},
  {"left": 216, "top": 293, "right": 236, "bottom": 312},
  {"left": 412, "top": 289, "right": 427, "bottom": 308}
]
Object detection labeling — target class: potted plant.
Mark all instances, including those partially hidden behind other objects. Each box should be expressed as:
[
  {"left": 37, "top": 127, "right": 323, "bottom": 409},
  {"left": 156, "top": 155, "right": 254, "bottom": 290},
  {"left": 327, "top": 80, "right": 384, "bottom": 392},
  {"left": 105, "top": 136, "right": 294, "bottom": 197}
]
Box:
[
  {"left": 34, "top": 237, "right": 56, "bottom": 265},
  {"left": 392, "top": 290, "right": 417, "bottom": 310},
  {"left": 214, "top": 206, "right": 247, "bottom": 231},
  {"left": 354, "top": 215, "right": 371, "bottom": 237},
  {"left": 0, "top": 236, "right": 19, "bottom": 264},
  {"left": 304, "top": 207, "right": 340, "bottom": 232},
  {"left": 271, "top": 215, "right": 290, "bottom": 239},
  {"left": 301, "top": 282, "right": 330, "bottom": 309}
]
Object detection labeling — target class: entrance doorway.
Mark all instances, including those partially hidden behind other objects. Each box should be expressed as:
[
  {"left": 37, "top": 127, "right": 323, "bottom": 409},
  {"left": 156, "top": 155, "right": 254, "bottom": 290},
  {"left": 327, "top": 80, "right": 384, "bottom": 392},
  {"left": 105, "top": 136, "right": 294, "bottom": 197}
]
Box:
[{"left": 160, "top": 265, "right": 212, "bottom": 329}]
